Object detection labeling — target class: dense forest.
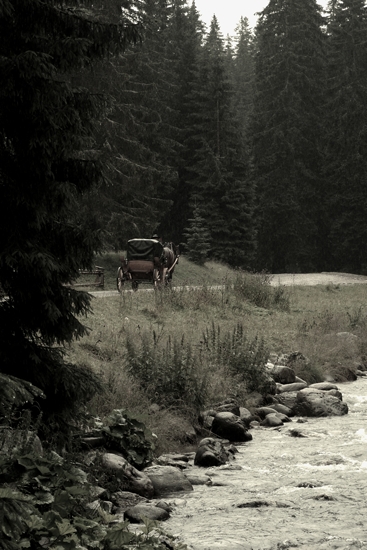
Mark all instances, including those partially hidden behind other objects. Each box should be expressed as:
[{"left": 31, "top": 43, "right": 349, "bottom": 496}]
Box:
[
  {"left": 2, "top": 1, "right": 367, "bottom": 274},
  {"left": 66, "top": 0, "right": 367, "bottom": 275}
]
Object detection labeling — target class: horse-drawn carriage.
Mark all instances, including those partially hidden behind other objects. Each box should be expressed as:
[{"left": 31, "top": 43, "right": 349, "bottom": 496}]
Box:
[{"left": 116, "top": 238, "right": 179, "bottom": 292}]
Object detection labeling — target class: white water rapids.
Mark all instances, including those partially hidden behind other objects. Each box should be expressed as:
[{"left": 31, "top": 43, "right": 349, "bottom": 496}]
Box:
[{"left": 165, "top": 377, "right": 367, "bottom": 550}]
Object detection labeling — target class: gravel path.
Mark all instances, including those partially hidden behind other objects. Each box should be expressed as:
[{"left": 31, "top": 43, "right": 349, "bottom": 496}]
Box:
[
  {"left": 270, "top": 272, "right": 367, "bottom": 286},
  {"left": 90, "top": 272, "right": 367, "bottom": 298}
]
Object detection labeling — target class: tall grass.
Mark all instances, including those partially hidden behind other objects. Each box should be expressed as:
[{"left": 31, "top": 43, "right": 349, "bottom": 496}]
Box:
[{"left": 69, "top": 257, "right": 367, "bottom": 451}]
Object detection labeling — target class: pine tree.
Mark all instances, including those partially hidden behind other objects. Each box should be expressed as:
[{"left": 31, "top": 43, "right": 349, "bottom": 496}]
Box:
[
  {"left": 251, "top": 0, "right": 327, "bottom": 272},
  {"left": 324, "top": 0, "right": 367, "bottom": 271},
  {"left": 232, "top": 17, "right": 255, "bottom": 136},
  {"left": 0, "top": 0, "right": 139, "bottom": 440},
  {"left": 73, "top": 0, "right": 180, "bottom": 249},
  {"left": 188, "top": 16, "right": 256, "bottom": 267},
  {"left": 184, "top": 207, "right": 211, "bottom": 265},
  {"left": 158, "top": 0, "right": 206, "bottom": 244}
]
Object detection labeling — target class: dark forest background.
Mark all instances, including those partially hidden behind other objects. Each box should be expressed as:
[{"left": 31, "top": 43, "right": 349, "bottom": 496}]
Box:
[
  {"left": 3, "top": 0, "right": 367, "bottom": 274},
  {"left": 69, "top": 0, "right": 367, "bottom": 275}
]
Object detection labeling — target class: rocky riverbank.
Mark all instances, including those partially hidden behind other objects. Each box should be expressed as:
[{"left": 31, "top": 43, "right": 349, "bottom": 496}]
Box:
[{"left": 70, "top": 350, "right": 366, "bottom": 531}]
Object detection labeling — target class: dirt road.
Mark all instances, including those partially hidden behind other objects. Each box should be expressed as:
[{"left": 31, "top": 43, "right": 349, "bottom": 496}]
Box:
[
  {"left": 90, "top": 272, "right": 367, "bottom": 298},
  {"left": 270, "top": 272, "right": 367, "bottom": 286}
]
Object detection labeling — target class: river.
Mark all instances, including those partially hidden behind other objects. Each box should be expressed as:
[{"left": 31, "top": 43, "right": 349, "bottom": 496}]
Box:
[{"left": 165, "top": 377, "right": 367, "bottom": 550}]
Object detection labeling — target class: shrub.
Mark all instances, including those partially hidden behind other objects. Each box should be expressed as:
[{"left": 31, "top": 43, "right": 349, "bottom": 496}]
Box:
[
  {"left": 102, "top": 409, "right": 155, "bottom": 469},
  {"left": 233, "top": 270, "right": 290, "bottom": 311},
  {"left": 201, "top": 322, "right": 271, "bottom": 394},
  {"left": 0, "top": 449, "right": 187, "bottom": 550},
  {"left": 125, "top": 329, "right": 209, "bottom": 414}
]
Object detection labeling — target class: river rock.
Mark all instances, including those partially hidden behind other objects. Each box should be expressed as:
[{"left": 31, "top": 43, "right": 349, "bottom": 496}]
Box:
[
  {"left": 112, "top": 490, "right": 148, "bottom": 513},
  {"left": 155, "top": 453, "right": 190, "bottom": 469},
  {"left": 101, "top": 453, "right": 154, "bottom": 498},
  {"left": 309, "top": 382, "right": 339, "bottom": 391},
  {"left": 326, "top": 388, "right": 343, "bottom": 400},
  {"left": 268, "top": 402, "right": 294, "bottom": 417},
  {"left": 185, "top": 471, "right": 211, "bottom": 485},
  {"left": 273, "top": 391, "right": 298, "bottom": 411},
  {"left": 194, "top": 437, "right": 233, "bottom": 467},
  {"left": 267, "top": 365, "right": 296, "bottom": 384},
  {"left": 243, "top": 391, "right": 264, "bottom": 409},
  {"left": 294, "top": 388, "right": 348, "bottom": 417},
  {"left": 211, "top": 412, "right": 253, "bottom": 442},
  {"left": 260, "top": 413, "right": 284, "bottom": 427},
  {"left": 124, "top": 503, "right": 170, "bottom": 522},
  {"left": 144, "top": 465, "right": 193, "bottom": 496},
  {"left": 277, "top": 382, "right": 308, "bottom": 393},
  {"left": 282, "top": 351, "right": 310, "bottom": 371},
  {"left": 239, "top": 407, "right": 253, "bottom": 423},
  {"left": 199, "top": 409, "right": 216, "bottom": 430}
]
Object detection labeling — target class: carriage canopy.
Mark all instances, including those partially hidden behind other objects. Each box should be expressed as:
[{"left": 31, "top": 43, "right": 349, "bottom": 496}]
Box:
[{"left": 127, "top": 238, "right": 164, "bottom": 262}]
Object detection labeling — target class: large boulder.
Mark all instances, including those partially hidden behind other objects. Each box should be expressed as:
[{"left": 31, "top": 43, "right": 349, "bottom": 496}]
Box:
[
  {"left": 267, "top": 365, "right": 296, "bottom": 385},
  {"left": 194, "top": 437, "right": 234, "bottom": 467},
  {"left": 294, "top": 388, "right": 348, "bottom": 417},
  {"left": 144, "top": 465, "right": 193, "bottom": 496},
  {"left": 273, "top": 391, "right": 298, "bottom": 412},
  {"left": 211, "top": 412, "right": 252, "bottom": 442},
  {"left": 101, "top": 453, "right": 154, "bottom": 498}
]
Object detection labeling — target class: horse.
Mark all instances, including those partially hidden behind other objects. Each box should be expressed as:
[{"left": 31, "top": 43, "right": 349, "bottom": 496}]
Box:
[{"left": 162, "top": 242, "right": 180, "bottom": 283}]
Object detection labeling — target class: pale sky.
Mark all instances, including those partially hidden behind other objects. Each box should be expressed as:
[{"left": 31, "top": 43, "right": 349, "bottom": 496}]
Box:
[{"left": 193, "top": 0, "right": 329, "bottom": 36}]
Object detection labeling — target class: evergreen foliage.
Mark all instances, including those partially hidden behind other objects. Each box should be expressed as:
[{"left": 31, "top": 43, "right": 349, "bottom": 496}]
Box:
[
  {"left": 184, "top": 207, "right": 211, "bottom": 264},
  {"left": 188, "top": 16, "right": 256, "bottom": 267},
  {"left": 158, "top": 0, "right": 206, "bottom": 243},
  {"left": 232, "top": 17, "right": 255, "bottom": 136},
  {"left": 323, "top": 0, "right": 367, "bottom": 272},
  {"left": 72, "top": 0, "right": 180, "bottom": 250},
  {"left": 0, "top": 0, "right": 139, "bottom": 439},
  {"left": 251, "top": 0, "right": 327, "bottom": 272}
]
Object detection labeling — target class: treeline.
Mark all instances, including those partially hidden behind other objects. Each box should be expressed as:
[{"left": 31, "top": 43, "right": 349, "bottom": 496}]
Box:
[{"left": 73, "top": 0, "right": 367, "bottom": 274}]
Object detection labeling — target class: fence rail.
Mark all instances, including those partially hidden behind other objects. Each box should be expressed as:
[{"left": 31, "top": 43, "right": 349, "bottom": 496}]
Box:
[{"left": 71, "top": 266, "right": 105, "bottom": 289}]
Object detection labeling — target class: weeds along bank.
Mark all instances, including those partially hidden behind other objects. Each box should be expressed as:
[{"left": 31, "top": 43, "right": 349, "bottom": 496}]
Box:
[{"left": 68, "top": 259, "right": 367, "bottom": 453}]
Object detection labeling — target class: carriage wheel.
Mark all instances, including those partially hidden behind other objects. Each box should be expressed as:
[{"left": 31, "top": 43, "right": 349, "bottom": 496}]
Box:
[{"left": 116, "top": 267, "right": 124, "bottom": 293}]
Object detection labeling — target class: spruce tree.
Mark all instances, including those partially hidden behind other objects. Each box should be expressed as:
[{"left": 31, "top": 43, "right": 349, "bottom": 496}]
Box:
[
  {"left": 158, "top": 0, "right": 206, "bottom": 243},
  {"left": 189, "top": 16, "right": 256, "bottom": 267},
  {"left": 73, "top": 0, "right": 180, "bottom": 249},
  {"left": 324, "top": 0, "right": 367, "bottom": 271},
  {"left": 0, "top": 0, "right": 139, "bottom": 440},
  {"left": 184, "top": 207, "right": 211, "bottom": 265},
  {"left": 251, "top": 0, "right": 327, "bottom": 272},
  {"left": 232, "top": 17, "right": 255, "bottom": 136}
]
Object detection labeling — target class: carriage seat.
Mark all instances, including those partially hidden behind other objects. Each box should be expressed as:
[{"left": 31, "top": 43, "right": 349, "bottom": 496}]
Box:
[{"left": 127, "top": 260, "right": 155, "bottom": 274}]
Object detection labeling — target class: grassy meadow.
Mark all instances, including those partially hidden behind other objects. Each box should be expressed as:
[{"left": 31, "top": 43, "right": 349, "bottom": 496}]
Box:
[{"left": 68, "top": 253, "right": 367, "bottom": 454}]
